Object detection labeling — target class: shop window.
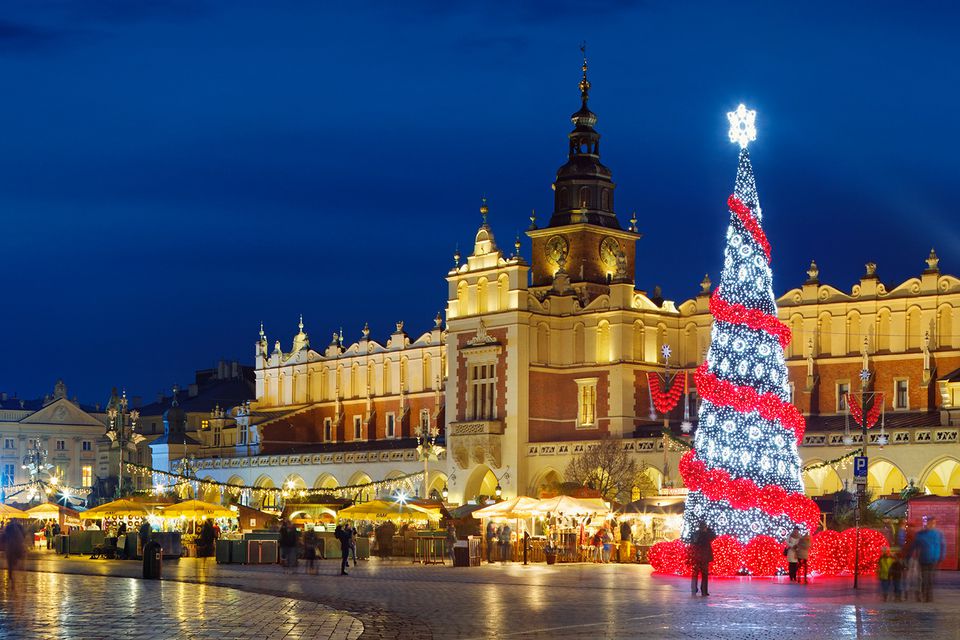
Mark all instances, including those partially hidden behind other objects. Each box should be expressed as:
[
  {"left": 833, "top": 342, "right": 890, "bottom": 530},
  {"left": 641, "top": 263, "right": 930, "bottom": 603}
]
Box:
[
  {"left": 469, "top": 363, "right": 497, "bottom": 420},
  {"left": 576, "top": 378, "right": 598, "bottom": 429},
  {"left": 894, "top": 379, "right": 909, "bottom": 410},
  {"left": 837, "top": 382, "right": 850, "bottom": 412}
]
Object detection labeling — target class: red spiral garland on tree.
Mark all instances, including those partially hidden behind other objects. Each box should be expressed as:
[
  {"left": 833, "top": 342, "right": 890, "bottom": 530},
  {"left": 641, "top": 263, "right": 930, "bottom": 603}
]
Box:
[
  {"left": 710, "top": 288, "right": 791, "bottom": 349},
  {"left": 694, "top": 363, "right": 806, "bottom": 443},
  {"left": 728, "top": 195, "right": 771, "bottom": 261}
]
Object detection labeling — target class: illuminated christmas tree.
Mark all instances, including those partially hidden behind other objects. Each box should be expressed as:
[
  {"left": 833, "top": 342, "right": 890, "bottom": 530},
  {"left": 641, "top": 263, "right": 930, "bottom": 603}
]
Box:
[{"left": 679, "top": 105, "right": 820, "bottom": 545}]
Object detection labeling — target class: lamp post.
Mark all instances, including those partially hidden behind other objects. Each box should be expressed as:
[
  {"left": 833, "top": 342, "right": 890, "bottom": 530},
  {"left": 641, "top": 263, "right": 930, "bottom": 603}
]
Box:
[
  {"left": 492, "top": 468, "right": 511, "bottom": 501},
  {"left": 415, "top": 421, "right": 444, "bottom": 500},
  {"left": 106, "top": 390, "right": 144, "bottom": 498},
  {"left": 845, "top": 367, "right": 884, "bottom": 589}
]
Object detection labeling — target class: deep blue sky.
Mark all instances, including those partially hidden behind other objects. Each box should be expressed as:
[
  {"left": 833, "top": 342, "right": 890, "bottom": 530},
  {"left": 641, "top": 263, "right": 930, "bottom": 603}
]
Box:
[{"left": 3, "top": 1, "right": 958, "bottom": 405}]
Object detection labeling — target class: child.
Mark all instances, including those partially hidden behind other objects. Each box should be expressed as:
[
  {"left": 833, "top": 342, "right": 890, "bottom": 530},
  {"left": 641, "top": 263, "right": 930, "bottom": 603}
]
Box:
[
  {"left": 888, "top": 550, "right": 904, "bottom": 601},
  {"left": 877, "top": 548, "right": 894, "bottom": 601}
]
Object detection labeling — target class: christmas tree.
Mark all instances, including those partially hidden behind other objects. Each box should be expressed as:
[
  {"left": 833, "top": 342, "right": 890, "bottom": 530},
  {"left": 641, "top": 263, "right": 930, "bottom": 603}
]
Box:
[{"left": 679, "top": 105, "right": 819, "bottom": 544}]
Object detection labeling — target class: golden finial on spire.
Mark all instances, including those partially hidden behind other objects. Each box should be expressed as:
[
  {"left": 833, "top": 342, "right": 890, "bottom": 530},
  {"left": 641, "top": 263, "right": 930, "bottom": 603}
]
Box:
[
  {"left": 480, "top": 196, "right": 489, "bottom": 225},
  {"left": 579, "top": 41, "right": 590, "bottom": 102}
]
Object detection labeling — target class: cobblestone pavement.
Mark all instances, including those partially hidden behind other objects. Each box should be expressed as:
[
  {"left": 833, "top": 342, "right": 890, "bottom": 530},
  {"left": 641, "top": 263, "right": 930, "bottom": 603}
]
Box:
[
  {"left": 21, "top": 552, "right": 960, "bottom": 639},
  {"left": 0, "top": 568, "right": 363, "bottom": 640}
]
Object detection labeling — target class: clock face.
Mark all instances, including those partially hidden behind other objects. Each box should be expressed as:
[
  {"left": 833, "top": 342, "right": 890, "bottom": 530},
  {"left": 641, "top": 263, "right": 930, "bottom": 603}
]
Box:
[
  {"left": 599, "top": 237, "right": 621, "bottom": 267},
  {"left": 544, "top": 235, "right": 569, "bottom": 266}
]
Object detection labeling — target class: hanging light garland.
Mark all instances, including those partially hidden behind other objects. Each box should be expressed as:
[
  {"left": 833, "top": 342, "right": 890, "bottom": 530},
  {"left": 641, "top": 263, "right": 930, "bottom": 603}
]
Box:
[
  {"left": 848, "top": 393, "right": 883, "bottom": 429},
  {"left": 126, "top": 461, "right": 423, "bottom": 501}
]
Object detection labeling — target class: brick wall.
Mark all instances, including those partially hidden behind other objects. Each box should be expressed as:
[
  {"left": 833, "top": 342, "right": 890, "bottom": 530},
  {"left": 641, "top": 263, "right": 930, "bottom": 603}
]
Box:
[{"left": 528, "top": 370, "right": 609, "bottom": 442}]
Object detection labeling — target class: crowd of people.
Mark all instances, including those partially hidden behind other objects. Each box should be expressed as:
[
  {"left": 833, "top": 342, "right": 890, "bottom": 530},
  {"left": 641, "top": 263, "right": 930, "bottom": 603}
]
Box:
[{"left": 877, "top": 517, "right": 946, "bottom": 602}]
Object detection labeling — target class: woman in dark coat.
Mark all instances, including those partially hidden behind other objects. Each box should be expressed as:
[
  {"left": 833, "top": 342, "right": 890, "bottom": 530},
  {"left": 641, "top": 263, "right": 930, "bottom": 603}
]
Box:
[{"left": 197, "top": 519, "right": 216, "bottom": 558}]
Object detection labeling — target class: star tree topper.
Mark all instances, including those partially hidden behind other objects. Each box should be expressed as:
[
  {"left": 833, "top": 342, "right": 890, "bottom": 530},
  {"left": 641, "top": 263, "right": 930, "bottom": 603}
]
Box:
[{"left": 727, "top": 103, "right": 757, "bottom": 148}]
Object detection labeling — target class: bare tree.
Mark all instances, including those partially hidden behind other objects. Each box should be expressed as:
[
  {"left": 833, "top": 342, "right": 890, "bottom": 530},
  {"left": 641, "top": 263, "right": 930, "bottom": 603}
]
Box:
[{"left": 565, "top": 436, "right": 650, "bottom": 503}]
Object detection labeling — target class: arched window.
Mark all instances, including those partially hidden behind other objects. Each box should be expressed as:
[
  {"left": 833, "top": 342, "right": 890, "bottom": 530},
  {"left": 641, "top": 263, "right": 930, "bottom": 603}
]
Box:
[
  {"left": 876, "top": 310, "right": 891, "bottom": 352},
  {"left": 596, "top": 321, "right": 610, "bottom": 364},
  {"left": 906, "top": 307, "right": 923, "bottom": 350},
  {"left": 498, "top": 274, "right": 509, "bottom": 310},
  {"left": 847, "top": 312, "right": 861, "bottom": 355},
  {"left": 537, "top": 323, "right": 550, "bottom": 365},
  {"left": 817, "top": 313, "right": 833, "bottom": 356},
  {"left": 632, "top": 322, "right": 644, "bottom": 362},
  {"left": 457, "top": 281, "right": 468, "bottom": 317},
  {"left": 579, "top": 187, "right": 592, "bottom": 208},
  {"left": 477, "top": 277, "right": 488, "bottom": 314},
  {"left": 422, "top": 356, "right": 432, "bottom": 391},
  {"left": 938, "top": 305, "right": 954, "bottom": 349},
  {"left": 601, "top": 189, "right": 609, "bottom": 210},
  {"left": 573, "top": 323, "right": 585, "bottom": 364}
]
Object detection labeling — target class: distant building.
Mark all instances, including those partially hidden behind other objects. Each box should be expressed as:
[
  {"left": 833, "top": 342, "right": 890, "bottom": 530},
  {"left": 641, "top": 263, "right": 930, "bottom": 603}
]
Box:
[{"left": 0, "top": 381, "right": 106, "bottom": 497}]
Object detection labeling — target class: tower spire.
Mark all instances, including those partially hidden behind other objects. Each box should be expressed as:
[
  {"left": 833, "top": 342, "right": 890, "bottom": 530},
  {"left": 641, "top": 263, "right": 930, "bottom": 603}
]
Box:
[{"left": 579, "top": 41, "right": 590, "bottom": 106}]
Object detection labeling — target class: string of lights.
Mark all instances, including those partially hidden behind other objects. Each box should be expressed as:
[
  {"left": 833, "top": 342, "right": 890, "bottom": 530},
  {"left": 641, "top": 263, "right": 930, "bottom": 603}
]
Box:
[{"left": 126, "top": 461, "right": 424, "bottom": 501}]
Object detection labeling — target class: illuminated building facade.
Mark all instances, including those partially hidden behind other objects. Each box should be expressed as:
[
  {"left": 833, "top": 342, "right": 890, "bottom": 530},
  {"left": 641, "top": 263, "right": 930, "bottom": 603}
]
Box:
[{"left": 163, "top": 61, "right": 960, "bottom": 510}]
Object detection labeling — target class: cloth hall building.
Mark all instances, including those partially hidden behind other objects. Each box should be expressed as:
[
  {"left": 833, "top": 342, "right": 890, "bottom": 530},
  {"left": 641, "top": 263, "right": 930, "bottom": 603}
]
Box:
[{"left": 150, "top": 65, "right": 960, "bottom": 510}]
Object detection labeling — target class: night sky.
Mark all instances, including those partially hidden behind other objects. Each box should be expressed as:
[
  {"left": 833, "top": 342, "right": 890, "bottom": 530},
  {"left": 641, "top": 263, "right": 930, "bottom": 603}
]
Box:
[{"left": 3, "top": 1, "right": 958, "bottom": 405}]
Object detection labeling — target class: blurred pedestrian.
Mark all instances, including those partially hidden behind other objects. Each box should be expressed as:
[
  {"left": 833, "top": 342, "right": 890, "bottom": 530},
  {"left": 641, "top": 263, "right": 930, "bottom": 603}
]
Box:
[
  {"left": 877, "top": 548, "right": 895, "bottom": 601},
  {"left": 3, "top": 520, "right": 26, "bottom": 592},
  {"left": 349, "top": 524, "right": 359, "bottom": 567},
  {"left": 913, "top": 517, "right": 945, "bottom": 602},
  {"left": 485, "top": 522, "right": 497, "bottom": 564},
  {"left": 796, "top": 530, "right": 811, "bottom": 584},
  {"left": 335, "top": 523, "right": 353, "bottom": 575},
  {"left": 278, "top": 519, "right": 299, "bottom": 573},
  {"left": 601, "top": 528, "right": 613, "bottom": 563},
  {"left": 889, "top": 550, "right": 904, "bottom": 601},
  {"left": 445, "top": 523, "right": 457, "bottom": 564},
  {"left": 499, "top": 524, "right": 512, "bottom": 563},
  {"left": 303, "top": 528, "right": 318, "bottom": 575},
  {"left": 689, "top": 523, "right": 716, "bottom": 597},
  {"left": 785, "top": 527, "right": 801, "bottom": 582}
]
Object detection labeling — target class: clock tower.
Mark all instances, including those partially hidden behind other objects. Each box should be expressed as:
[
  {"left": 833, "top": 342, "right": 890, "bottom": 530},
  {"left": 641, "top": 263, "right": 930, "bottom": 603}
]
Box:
[{"left": 528, "top": 49, "right": 640, "bottom": 289}]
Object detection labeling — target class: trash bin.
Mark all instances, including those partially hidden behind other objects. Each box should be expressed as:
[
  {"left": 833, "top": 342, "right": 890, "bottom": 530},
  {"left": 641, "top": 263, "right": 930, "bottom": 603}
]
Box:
[
  {"left": 453, "top": 541, "right": 470, "bottom": 567},
  {"left": 142, "top": 540, "right": 163, "bottom": 579},
  {"left": 56, "top": 534, "right": 70, "bottom": 556},
  {"left": 215, "top": 539, "right": 232, "bottom": 564}
]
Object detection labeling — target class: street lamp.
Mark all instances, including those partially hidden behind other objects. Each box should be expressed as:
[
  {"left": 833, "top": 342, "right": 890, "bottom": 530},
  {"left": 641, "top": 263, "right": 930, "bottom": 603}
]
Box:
[
  {"left": 844, "top": 367, "right": 885, "bottom": 589},
  {"left": 441, "top": 484, "right": 449, "bottom": 501},
  {"left": 415, "top": 420, "right": 444, "bottom": 500},
  {"left": 491, "top": 468, "right": 511, "bottom": 501},
  {"left": 105, "top": 390, "right": 145, "bottom": 497}
]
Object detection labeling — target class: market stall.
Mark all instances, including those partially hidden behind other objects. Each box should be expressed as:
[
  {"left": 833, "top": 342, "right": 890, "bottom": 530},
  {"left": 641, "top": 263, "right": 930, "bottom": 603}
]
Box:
[
  {"left": 616, "top": 496, "right": 685, "bottom": 563},
  {"left": 157, "top": 500, "right": 238, "bottom": 557},
  {"left": 338, "top": 500, "right": 441, "bottom": 559}
]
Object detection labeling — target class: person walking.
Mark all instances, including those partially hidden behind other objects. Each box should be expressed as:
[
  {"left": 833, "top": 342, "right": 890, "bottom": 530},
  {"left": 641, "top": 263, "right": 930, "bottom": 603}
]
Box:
[
  {"left": 3, "top": 519, "right": 26, "bottom": 593},
  {"left": 138, "top": 519, "right": 152, "bottom": 559},
  {"left": 913, "top": 517, "right": 946, "bottom": 602},
  {"left": 303, "top": 528, "right": 318, "bottom": 575},
  {"left": 445, "top": 522, "right": 457, "bottom": 565},
  {"left": 689, "top": 523, "right": 716, "bottom": 597},
  {"left": 485, "top": 522, "right": 497, "bottom": 564},
  {"left": 889, "top": 550, "right": 904, "bottom": 601},
  {"left": 44, "top": 521, "right": 53, "bottom": 550},
  {"left": 796, "top": 530, "right": 811, "bottom": 584},
  {"left": 499, "top": 524, "right": 512, "bottom": 563},
  {"left": 349, "top": 524, "right": 359, "bottom": 567},
  {"left": 278, "top": 519, "right": 299, "bottom": 573},
  {"left": 601, "top": 528, "right": 613, "bottom": 564},
  {"left": 785, "top": 527, "right": 801, "bottom": 582},
  {"left": 335, "top": 523, "right": 353, "bottom": 575},
  {"left": 877, "top": 548, "right": 895, "bottom": 601}
]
